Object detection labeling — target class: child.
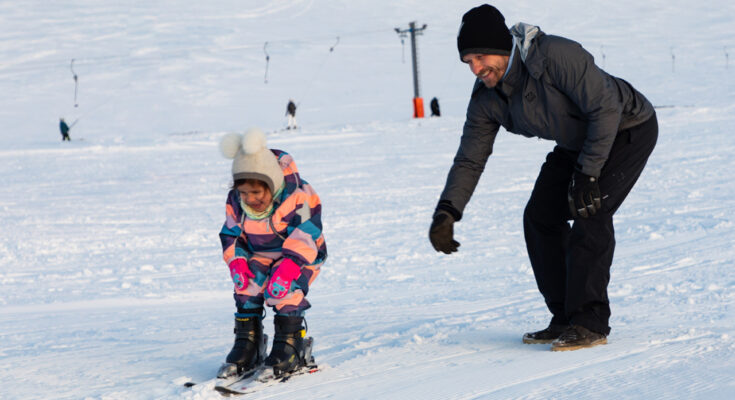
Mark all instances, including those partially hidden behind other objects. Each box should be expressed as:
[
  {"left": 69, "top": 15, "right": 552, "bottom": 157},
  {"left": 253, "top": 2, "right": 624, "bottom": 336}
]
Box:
[{"left": 219, "top": 128, "right": 326, "bottom": 375}]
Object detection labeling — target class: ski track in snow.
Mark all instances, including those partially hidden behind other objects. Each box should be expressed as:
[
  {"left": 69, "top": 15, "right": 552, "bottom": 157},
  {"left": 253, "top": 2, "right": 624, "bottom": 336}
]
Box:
[{"left": 1, "top": 0, "right": 735, "bottom": 399}]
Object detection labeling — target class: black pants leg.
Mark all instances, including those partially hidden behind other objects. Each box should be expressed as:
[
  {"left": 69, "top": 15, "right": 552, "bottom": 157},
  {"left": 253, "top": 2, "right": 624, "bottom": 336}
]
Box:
[
  {"left": 523, "top": 147, "right": 574, "bottom": 327},
  {"left": 523, "top": 115, "right": 658, "bottom": 335}
]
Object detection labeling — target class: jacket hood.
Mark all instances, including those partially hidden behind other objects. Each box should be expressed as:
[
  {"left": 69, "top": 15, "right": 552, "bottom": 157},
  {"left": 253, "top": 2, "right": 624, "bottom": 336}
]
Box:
[
  {"left": 509, "top": 22, "right": 545, "bottom": 80},
  {"left": 509, "top": 22, "right": 541, "bottom": 61}
]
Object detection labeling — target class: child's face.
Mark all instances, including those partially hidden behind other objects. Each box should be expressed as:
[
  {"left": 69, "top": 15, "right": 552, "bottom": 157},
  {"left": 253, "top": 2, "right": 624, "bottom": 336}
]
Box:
[{"left": 237, "top": 181, "right": 273, "bottom": 212}]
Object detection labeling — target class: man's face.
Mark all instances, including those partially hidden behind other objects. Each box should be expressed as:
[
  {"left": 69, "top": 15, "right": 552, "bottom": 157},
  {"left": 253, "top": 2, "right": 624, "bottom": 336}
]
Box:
[{"left": 461, "top": 53, "right": 510, "bottom": 88}]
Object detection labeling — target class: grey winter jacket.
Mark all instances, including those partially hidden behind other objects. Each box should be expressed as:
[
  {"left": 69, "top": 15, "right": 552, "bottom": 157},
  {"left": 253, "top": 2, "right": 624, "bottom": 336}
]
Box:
[{"left": 438, "top": 23, "right": 654, "bottom": 220}]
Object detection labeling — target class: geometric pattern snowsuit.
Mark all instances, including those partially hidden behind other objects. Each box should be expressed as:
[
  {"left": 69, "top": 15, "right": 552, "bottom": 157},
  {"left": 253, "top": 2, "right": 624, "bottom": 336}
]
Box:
[{"left": 220, "top": 149, "right": 326, "bottom": 316}]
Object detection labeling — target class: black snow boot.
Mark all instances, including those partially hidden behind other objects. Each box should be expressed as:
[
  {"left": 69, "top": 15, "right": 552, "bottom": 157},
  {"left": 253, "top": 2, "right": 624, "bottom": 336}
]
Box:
[
  {"left": 224, "top": 308, "right": 266, "bottom": 374},
  {"left": 265, "top": 315, "right": 314, "bottom": 376},
  {"left": 551, "top": 325, "right": 607, "bottom": 352},
  {"left": 522, "top": 323, "right": 569, "bottom": 344}
]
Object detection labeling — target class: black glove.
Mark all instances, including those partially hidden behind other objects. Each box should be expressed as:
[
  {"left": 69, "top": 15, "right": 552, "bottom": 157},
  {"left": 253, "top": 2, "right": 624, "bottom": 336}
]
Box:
[
  {"left": 429, "top": 211, "right": 460, "bottom": 254},
  {"left": 568, "top": 170, "right": 602, "bottom": 218}
]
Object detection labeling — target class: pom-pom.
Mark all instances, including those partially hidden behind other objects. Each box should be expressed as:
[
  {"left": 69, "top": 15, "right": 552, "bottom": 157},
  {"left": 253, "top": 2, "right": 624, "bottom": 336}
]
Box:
[
  {"left": 220, "top": 132, "right": 243, "bottom": 159},
  {"left": 242, "top": 128, "right": 267, "bottom": 155}
]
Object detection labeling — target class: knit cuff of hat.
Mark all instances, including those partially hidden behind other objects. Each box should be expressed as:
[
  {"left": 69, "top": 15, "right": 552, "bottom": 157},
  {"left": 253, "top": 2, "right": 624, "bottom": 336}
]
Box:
[{"left": 459, "top": 47, "right": 511, "bottom": 59}]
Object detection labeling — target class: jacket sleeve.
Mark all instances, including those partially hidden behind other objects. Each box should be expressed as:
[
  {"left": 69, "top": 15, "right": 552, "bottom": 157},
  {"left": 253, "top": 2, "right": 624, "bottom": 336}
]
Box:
[
  {"left": 543, "top": 38, "right": 622, "bottom": 177},
  {"left": 219, "top": 190, "right": 250, "bottom": 265},
  {"left": 438, "top": 89, "right": 500, "bottom": 220},
  {"left": 280, "top": 182, "right": 325, "bottom": 266}
]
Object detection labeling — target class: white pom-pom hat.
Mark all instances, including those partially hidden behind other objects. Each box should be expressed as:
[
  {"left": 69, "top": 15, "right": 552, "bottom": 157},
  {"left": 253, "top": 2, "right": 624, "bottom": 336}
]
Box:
[{"left": 220, "top": 128, "right": 284, "bottom": 193}]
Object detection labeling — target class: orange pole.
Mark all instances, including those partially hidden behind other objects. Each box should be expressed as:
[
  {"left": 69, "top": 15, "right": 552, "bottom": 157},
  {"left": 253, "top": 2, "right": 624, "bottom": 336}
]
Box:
[{"left": 413, "top": 97, "right": 424, "bottom": 118}]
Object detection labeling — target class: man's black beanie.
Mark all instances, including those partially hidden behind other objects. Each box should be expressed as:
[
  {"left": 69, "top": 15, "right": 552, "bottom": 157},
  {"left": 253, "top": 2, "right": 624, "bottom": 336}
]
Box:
[{"left": 457, "top": 4, "right": 512, "bottom": 60}]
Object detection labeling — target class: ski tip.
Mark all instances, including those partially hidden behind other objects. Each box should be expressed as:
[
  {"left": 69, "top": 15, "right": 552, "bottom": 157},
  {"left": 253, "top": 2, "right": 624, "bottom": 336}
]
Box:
[{"left": 214, "top": 386, "right": 239, "bottom": 396}]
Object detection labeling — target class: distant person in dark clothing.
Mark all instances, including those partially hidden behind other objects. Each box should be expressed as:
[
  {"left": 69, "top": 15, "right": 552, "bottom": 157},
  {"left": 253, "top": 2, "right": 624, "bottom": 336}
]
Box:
[
  {"left": 430, "top": 97, "right": 441, "bottom": 117},
  {"left": 59, "top": 118, "right": 71, "bottom": 141},
  {"left": 286, "top": 100, "right": 298, "bottom": 130}
]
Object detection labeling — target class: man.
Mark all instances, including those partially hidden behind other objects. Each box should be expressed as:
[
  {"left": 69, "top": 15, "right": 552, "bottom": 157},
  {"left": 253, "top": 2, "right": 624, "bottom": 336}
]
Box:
[
  {"left": 59, "top": 118, "right": 71, "bottom": 141},
  {"left": 429, "top": 4, "right": 657, "bottom": 351}
]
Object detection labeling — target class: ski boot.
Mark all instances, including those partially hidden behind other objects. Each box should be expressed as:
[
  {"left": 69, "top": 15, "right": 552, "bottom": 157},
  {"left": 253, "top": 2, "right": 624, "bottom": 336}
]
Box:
[
  {"left": 265, "top": 315, "right": 315, "bottom": 377},
  {"left": 217, "top": 308, "right": 268, "bottom": 380}
]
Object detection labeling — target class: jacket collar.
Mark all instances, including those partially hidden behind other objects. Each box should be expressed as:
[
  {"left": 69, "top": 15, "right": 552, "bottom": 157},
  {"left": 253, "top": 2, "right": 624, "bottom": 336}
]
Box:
[{"left": 495, "top": 46, "right": 523, "bottom": 98}]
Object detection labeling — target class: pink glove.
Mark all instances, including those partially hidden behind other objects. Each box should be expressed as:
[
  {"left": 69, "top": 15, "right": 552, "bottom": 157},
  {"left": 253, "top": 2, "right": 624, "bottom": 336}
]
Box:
[
  {"left": 229, "top": 259, "right": 254, "bottom": 290},
  {"left": 266, "top": 258, "right": 301, "bottom": 299}
]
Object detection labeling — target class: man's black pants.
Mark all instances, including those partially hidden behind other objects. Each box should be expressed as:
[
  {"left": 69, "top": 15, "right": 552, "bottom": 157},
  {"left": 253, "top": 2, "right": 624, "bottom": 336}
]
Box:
[{"left": 523, "top": 114, "right": 658, "bottom": 335}]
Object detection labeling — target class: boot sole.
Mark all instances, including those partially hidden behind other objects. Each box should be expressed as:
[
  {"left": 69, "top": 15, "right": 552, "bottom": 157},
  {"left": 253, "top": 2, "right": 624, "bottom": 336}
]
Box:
[
  {"left": 522, "top": 337, "right": 556, "bottom": 344},
  {"left": 551, "top": 337, "right": 607, "bottom": 352}
]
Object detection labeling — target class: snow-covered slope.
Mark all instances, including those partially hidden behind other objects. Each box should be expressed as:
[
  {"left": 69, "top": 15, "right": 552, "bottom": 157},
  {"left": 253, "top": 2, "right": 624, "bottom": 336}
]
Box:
[{"left": 1, "top": 1, "right": 734, "bottom": 399}]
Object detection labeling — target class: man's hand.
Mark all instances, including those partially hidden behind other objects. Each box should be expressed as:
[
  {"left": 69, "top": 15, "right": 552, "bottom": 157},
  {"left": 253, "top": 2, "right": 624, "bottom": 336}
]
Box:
[
  {"left": 568, "top": 171, "right": 602, "bottom": 218},
  {"left": 429, "top": 211, "right": 460, "bottom": 254}
]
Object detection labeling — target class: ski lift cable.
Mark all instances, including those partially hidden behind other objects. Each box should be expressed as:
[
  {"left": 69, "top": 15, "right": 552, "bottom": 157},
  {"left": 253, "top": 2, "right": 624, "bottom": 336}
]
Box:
[
  {"left": 0, "top": 30, "right": 724, "bottom": 79},
  {"left": 65, "top": 79, "right": 133, "bottom": 129},
  {"left": 297, "top": 36, "right": 342, "bottom": 107},
  {"left": 1, "top": 28, "right": 390, "bottom": 76}
]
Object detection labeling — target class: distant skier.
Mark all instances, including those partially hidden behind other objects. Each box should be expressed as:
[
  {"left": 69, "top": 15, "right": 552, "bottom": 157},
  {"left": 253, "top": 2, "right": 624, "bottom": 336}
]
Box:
[
  {"left": 430, "top": 97, "right": 441, "bottom": 117},
  {"left": 429, "top": 5, "right": 657, "bottom": 351},
  {"left": 59, "top": 118, "right": 71, "bottom": 141},
  {"left": 218, "top": 128, "right": 326, "bottom": 377},
  {"left": 285, "top": 99, "right": 297, "bottom": 130}
]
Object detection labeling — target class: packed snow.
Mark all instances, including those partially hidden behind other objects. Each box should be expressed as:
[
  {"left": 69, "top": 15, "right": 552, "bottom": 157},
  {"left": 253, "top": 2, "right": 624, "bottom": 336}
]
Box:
[{"left": 1, "top": 0, "right": 734, "bottom": 399}]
